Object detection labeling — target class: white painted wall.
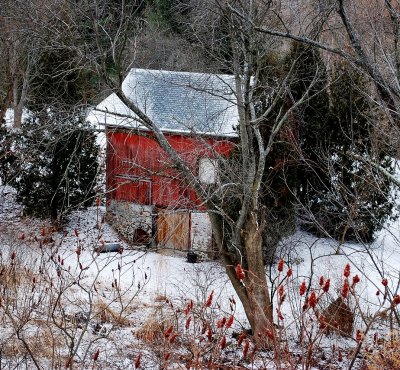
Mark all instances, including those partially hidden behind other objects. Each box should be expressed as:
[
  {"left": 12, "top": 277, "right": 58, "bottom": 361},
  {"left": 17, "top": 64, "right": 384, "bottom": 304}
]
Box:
[{"left": 191, "top": 212, "right": 212, "bottom": 251}]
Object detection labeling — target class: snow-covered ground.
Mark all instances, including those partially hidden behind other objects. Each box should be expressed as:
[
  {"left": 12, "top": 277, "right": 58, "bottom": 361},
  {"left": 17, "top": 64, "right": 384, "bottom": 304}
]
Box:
[{"left": 0, "top": 184, "right": 399, "bottom": 369}]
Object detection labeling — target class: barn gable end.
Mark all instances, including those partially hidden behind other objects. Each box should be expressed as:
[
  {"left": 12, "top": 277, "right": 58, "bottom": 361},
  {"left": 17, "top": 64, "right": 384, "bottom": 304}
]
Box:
[{"left": 90, "top": 69, "right": 238, "bottom": 251}]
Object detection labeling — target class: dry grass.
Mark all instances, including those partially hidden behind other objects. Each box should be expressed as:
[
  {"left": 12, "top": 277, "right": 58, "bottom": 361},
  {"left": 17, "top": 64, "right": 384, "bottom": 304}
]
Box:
[
  {"left": 0, "top": 265, "right": 33, "bottom": 290},
  {"left": 134, "top": 317, "right": 165, "bottom": 343},
  {"left": 134, "top": 309, "right": 173, "bottom": 344},
  {"left": 93, "top": 300, "right": 132, "bottom": 327},
  {"left": 365, "top": 332, "right": 400, "bottom": 370},
  {"left": 0, "top": 320, "right": 64, "bottom": 360}
]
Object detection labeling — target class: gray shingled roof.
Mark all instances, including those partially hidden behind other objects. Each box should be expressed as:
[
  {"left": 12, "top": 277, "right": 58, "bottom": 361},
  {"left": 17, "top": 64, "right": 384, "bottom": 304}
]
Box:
[{"left": 89, "top": 69, "right": 238, "bottom": 137}]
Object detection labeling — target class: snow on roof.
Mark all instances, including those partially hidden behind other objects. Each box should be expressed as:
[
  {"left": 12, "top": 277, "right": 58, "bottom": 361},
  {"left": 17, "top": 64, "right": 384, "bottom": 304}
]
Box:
[{"left": 88, "top": 69, "right": 239, "bottom": 137}]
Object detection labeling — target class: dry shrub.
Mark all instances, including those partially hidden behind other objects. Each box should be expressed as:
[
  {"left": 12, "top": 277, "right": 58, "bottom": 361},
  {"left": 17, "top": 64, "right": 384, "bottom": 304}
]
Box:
[
  {"left": 135, "top": 317, "right": 165, "bottom": 344},
  {"left": 0, "top": 339, "right": 25, "bottom": 358},
  {"left": 0, "top": 320, "right": 64, "bottom": 360},
  {"left": 365, "top": 332, "right": 400, "bottom": 370},
  {"left": 154, "top": 294, "right": 167, "bottom": 302},
  {"left": 0, "top": 264, "right": 35, "bottom": 290},
  {"left": 23, "top": 321, "right": 64, "bottom": 359},
  {"left": 323, "top": 296, "right": 354, "bottom": 337},
  {"left": 94, "top": 300, "right": 131, "bottom": 327},
  {"left": 134, "top": 309, "right": 173, "bottom": 344}
]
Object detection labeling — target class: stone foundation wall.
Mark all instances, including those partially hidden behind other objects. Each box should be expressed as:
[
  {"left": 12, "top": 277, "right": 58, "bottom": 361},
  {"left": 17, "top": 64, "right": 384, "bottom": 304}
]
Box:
[{"left": 107, "top": 201, "right": 153, "bottom": 244}]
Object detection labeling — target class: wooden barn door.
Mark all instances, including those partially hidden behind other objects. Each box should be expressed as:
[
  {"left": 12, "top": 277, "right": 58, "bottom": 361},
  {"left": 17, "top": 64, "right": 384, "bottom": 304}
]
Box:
[{"left": 157, "top": 210, "right": 190, "bottom": 250}]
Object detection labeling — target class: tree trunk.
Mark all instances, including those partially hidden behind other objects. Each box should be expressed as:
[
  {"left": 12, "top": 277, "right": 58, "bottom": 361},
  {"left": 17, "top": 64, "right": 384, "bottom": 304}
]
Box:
[
  {"left": 0, "top": 83, "right": 13, "bottom": 125},
  {"left": 211, "top": 211, "right": 274, "bottom": 342},
  {"left": 242, "top": 211, "right": 274, "bottom": 332},
  {"left": 13, "top": 103, "right": 23, "bottom": 128},
  {"left": 12, "top": 79, "right": 23, "bottom": 128}
]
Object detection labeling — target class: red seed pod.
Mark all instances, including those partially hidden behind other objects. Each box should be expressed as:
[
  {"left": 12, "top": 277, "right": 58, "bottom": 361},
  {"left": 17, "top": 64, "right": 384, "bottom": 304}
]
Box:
[
  {"left": 18, "top": 233, "right": 25, "bottom": 240},
  {"left": 164, "top": 353, "right": 171, "bottom": 361},
  {"left": 352, "top": 274, "right": 360, "bottom": 287},
  {"left": 382, "top": 278, "right": 388, "bottom": 287},
  {"left": 217, "top": 316, "right": 226, "bottom": 328},
  {"left": 286, "top": 268, "right": 292, "bottom": 277},
  {"left": 92, "top": 349, "right": 100, "bottom": 361},
  {"left": 243, "top": 339, "right": 250, "bottom": 358},
  {"left": 264, "top": 328, "right": 274, "bottom": 340},
  {"left": 319, "top": 276, "right": 324, "bottom": 287},
  {"left": 338, "top": 350, "right": 343, "bottom": 362},
  {"left": 299, "top": 281, "right": 307, "bottom": 296},
  {"left": 278, "top": 285, "right": 284, "bottom": 298},
  {"left": 76, "top": 247, "right": 81, "bottom": 257},
  {"left": 134, "top": 353, "right": 141, "bottom": 369},
  {"left": 41, "top": 227, "right": 46, "bottom": 237},
  {"left": 74, "top": 229, "right": 79, "bottom": 238},
  {"left": 205, "top": 290, "right": 214, "bottom": 307},
  {"left": 237, "top": 332, "right": 245, "bottom": 346},
  {"left": 95, "top": 197, "right": 101, "bottom": 207},
  {"left": 276, "top": 309, "right": 284, "bottom": 321},
  {"left": 356, "top": 329, "right": 363, "bottom": 342},
  {"left": 235, "top": 264, "right": 245, "bottom": 280},
  {"left": 169, "top": 332, "right": 178, "bottom": 344},
  {"left": 342, "top": 279, "right": 349, "bottom": 298},
  {"left": 344, "top": 264, "right": 351, "bottom": 278},
  {"left": 308, "top": 291, "right": 317, "bottom": 309},
  {"left": 250, "top": 345, "right": 257, "bottom": 360},
  {"left": 207, "top": 327, "right": 212, "bottom": 342},
  {"left": 220, "top": 336, "right": 226, "bottom": 349},
  {"left": 226, "top": 315, "right": 234, "bottom": 329},
  {"left": 323, "top": 279, "right": 331, "bottom": 293},
  {"left": 11, "top": 251, "right": 16, "bottom": 260},
  {"left": 163, "top": 325, "right": 173, "bottom": 338},
  {"left": 65, "top": 357, "right": 73, "bottom": 368},
  {"left": 185, "top": 316, "right": 191, "bottom": 330},
  {"left": 277, "top": 258, "right": 284, "bottom": 272},
  {"left": 184, "top": 303, "right": 190, "bottom": 316},
  {"left": 392, "top": 295, "right": 400, "bottom": 306},
  {"left": 201, "top": 322, "right": 207, "bottom": 335}
]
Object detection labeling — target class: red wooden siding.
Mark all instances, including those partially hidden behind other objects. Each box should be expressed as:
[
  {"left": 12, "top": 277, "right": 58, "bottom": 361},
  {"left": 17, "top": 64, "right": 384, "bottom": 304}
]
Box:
[
  {"left": 106, "top": 130, "right": 235, "bottom": 209},
  {"left": 114, "top": 177, "right": 152, "bottom": 204}
]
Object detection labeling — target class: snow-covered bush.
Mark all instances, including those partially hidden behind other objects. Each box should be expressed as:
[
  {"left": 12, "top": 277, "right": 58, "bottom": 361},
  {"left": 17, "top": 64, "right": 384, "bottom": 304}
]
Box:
[{"left": 1, "top": 113, "right": 99, "bottom": 223}]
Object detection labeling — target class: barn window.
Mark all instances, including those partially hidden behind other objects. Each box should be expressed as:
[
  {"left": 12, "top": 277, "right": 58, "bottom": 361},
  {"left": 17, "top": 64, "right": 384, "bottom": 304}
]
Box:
[{"left": 198, "top": 158, "right": 218, "bottom": 184}]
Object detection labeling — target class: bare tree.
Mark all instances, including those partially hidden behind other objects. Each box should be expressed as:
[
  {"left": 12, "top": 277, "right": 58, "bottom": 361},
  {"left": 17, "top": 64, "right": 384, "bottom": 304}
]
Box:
[
  {"left": 246, "top": 1, "right": 400, "bottom": 156},
  {"left": 73, "top": 0, "right": 321, "bottom": 339}
]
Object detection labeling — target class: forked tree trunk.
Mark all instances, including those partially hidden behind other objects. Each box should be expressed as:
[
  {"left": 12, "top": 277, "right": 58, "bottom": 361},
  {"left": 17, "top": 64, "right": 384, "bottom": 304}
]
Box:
[{"left": 211, "top": 212, "right": 274, "bottom": 342}]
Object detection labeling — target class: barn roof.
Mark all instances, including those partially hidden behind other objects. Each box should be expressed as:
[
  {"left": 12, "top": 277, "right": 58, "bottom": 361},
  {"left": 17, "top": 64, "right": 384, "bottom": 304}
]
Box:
[{"left": 88, "top": 69, "right": 238, "bottom": 137}]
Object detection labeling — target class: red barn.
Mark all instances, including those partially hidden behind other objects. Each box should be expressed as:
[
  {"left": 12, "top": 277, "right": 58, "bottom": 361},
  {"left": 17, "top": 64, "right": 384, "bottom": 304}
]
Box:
[{"left": 90, "top": 69, "right": 238, "bottom": 250}]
